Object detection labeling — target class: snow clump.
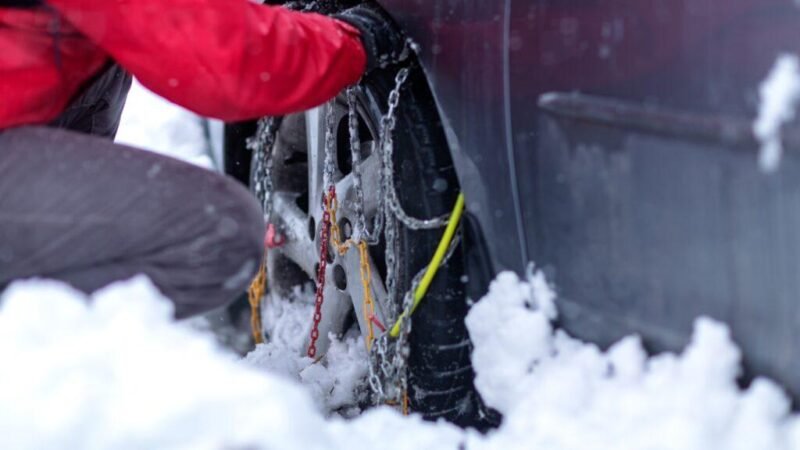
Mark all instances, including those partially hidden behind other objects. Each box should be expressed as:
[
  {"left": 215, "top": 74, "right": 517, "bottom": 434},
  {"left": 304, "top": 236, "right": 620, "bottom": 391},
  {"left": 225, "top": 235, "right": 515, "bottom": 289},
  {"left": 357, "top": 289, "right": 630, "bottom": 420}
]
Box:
[
  {"left": 0, "top": 276, "right": 328, "bottom": 450},
  {"left": 754, "top": 54, "right": 800, "bottom": 172},
  {"left": 243, "top": 287, "right": 369, "bottom": 416},
  {"left": 467, "top": 270, "right": 800, "bottom": 450}
]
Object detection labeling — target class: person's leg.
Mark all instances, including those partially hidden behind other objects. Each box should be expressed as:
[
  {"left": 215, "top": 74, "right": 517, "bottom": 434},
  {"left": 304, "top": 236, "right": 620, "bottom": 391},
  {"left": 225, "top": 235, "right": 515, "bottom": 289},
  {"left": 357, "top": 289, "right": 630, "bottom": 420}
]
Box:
[{"left": 0, "top": 126, "right": 264, "bottom": 318}]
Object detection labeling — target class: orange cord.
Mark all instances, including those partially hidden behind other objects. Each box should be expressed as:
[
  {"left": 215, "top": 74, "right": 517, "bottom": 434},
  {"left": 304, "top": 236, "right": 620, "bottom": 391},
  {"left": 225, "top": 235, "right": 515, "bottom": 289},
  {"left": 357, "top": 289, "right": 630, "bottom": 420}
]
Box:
[{"left": 247, "top": 258, "right": 267, "bottom": 344}]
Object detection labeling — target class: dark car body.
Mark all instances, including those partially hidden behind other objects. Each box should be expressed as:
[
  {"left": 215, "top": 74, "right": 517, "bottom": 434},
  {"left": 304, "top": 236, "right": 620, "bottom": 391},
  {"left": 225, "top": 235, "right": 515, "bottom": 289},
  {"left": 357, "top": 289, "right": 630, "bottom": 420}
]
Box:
[{"left": 380, "top": 0, "right": 800, "bottom": 399}]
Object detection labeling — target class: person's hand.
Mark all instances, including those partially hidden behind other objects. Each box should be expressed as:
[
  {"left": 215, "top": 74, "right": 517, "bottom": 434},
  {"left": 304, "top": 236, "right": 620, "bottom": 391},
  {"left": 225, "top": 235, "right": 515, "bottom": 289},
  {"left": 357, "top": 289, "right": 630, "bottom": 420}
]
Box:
[
  {"left": 3, "top": 0, "right": 42, "bottom": 7},
  {"left": 281, "top": 0, "right": 342, "bottom": 15},
  {"left": 333, "top": 3, "right": 409, "bottom": 73}
]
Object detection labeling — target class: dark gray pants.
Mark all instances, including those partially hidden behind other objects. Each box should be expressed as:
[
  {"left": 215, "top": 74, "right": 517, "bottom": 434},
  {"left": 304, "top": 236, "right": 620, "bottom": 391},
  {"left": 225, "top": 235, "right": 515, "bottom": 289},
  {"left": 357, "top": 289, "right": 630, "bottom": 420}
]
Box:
[{"left": 0, "top": 127, "right": 264, "bottom": 318}]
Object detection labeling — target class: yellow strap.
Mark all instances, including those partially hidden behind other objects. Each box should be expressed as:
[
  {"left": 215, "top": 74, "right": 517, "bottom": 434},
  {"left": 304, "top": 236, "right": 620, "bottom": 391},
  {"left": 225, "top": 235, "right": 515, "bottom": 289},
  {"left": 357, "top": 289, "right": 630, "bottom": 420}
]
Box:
[
  {"left": 358, "top": 241, "right": 377, "bottom": 349},
  {"left": 248, "top": 258, "right": 267, "bottom": 344},
  {"left": 325, "top": 191, "right": 380, "bottom": 350},
  {"left": 390, "top": 193, "right": 465, "bottom": 338}
]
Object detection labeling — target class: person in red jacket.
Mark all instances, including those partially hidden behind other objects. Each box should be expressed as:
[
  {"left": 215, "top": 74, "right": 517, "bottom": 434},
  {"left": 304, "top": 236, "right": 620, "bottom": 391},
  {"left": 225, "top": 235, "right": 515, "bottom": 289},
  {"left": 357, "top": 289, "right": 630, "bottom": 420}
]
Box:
[{"left": 0, "top": 0, "right": 406, "bottom": 317}]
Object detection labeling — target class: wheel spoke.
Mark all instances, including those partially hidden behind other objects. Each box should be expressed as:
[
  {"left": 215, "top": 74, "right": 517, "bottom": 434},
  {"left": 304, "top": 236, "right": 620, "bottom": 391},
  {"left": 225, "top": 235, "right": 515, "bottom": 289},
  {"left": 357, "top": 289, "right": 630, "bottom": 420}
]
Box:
[
  {"left": 333, "top": 145, "right": 382, "bottom": 219},
  {"left": 272, "top": 192, "right": 317, "bottom": 275},
  {"left": 339, "top": 246, "right": 389, "bottom": 342},
  {"left": 302, "top": 272, "right": 352, "bottom": 357},
  {"left": 305, "top": 106, "right": 325, "bottom": 223},
  {"left": 273, "top": 97, "right": 392, "bottom": 358}
]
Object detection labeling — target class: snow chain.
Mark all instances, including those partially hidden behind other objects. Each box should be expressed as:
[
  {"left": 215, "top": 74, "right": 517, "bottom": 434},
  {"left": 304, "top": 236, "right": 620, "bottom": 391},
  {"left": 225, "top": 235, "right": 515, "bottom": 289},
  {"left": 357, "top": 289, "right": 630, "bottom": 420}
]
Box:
[
  {"left": 248, "top": 61, "right": 463, "bottom": 413},
  {"left": 246, "top": 117, "right": 278, "bottom": 346}
]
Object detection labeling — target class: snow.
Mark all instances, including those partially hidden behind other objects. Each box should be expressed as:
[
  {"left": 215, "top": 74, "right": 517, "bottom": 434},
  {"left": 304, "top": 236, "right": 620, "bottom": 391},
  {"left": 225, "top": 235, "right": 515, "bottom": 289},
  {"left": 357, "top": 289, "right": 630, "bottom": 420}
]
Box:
[
  {"left": 0, "top": 277, "right": 328, "bottom": 450},
  {"left": 116, "top": 80, "right": 218, "bottom": 170},
  {"left": 754, "top": 54, "right": 800, "bottom": 172},
  {"left": 466, "top": 271, "right": 800, "bottom": 450},
  {"left": 244, "top": 287, "right": 369, "bottom": 415},
  {"left": 0, "top": 276, "right": 463, "bottom": 449},
  {"left": 465, "top": 271, "right": 556, "bottom": 412},
  {"left": 4, "top": 270, "right": 800, "bottom": 449}
]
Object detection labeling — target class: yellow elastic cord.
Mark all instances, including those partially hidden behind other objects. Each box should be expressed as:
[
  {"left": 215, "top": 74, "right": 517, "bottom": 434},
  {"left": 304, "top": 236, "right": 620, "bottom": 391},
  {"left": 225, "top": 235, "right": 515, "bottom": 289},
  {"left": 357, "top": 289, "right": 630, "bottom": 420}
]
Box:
[{"left": 390, "top": 193, "right": 465, "bottom": 338}]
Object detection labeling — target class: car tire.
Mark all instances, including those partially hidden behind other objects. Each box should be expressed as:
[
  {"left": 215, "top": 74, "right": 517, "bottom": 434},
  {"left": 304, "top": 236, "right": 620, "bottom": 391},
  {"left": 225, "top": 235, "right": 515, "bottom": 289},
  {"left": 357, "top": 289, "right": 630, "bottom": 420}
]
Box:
[{"left": 224, "top": 63, "right": 489, "bottom": 427}]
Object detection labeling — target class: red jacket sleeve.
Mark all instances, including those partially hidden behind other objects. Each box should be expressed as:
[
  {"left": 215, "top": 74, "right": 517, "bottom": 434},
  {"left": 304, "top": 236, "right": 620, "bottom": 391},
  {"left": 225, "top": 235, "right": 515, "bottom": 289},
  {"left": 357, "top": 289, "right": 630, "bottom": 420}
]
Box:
[{"left": 46, "top": 0, "right": 367, "bottom": 120}]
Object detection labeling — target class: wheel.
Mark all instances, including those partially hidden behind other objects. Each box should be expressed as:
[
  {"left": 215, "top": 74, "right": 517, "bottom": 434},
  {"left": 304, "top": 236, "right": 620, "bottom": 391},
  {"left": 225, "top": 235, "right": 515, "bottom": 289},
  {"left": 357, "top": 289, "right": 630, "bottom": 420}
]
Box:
[{"left": 225, "top": 65, "right": 485, "bottom": 426}]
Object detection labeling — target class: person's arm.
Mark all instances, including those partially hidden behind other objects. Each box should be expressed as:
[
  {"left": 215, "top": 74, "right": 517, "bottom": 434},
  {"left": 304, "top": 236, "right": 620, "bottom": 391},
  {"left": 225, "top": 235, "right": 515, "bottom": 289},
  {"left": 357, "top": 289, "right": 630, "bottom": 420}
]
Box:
[{"left": 46, "top": 0, "right": 367, "bottom": 120}]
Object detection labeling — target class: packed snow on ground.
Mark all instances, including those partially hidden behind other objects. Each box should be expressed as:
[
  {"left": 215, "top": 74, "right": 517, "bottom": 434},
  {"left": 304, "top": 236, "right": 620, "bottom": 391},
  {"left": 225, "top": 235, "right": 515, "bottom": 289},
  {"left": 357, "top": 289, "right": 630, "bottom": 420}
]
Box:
[
  {"left": 754, "top": 54, "right": 800, "bottom": 172},
  {"left": 4, "top": 270, "right": 800, "bottom": 449}
]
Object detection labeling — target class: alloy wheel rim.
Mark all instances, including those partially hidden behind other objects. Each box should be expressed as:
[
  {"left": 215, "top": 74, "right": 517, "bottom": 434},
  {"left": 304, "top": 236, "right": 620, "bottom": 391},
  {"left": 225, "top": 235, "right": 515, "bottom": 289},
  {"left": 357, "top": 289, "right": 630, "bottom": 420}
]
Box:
[{"left": 264, "top": 96, "right": 393, "bottom": 357}]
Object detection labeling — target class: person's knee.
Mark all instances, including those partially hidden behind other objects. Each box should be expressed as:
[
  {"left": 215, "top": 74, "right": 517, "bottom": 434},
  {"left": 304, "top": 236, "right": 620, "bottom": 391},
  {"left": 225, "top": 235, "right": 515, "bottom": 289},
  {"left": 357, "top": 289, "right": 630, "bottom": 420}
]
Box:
[
  {"left": 221, "top": 177, "right": 265, "bottom": 264},
  {"left": 207, "top": 179, "right": 265, "bottom": 298},
  {"left": 169, "top": 177, "right": 265, "bottom": 318}
]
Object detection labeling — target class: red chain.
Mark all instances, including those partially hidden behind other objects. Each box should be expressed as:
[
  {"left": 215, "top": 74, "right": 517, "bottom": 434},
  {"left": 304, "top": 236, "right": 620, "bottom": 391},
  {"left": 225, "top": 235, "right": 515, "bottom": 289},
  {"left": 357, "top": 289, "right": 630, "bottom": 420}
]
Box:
[{"left": 307, "top": 186, "right": 335, "bottom": 358}]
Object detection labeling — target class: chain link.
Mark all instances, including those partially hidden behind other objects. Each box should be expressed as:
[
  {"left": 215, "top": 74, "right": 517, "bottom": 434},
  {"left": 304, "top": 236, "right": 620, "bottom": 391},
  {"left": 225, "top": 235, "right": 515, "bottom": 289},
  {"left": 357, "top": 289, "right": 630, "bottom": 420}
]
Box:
[
  {"left": 247, "top": 117, "right": 278, "bottom": 217},
  {"left": 346, "top": 88, "right": 375, "bottom": 243},
  {"left": 367, "top": 235, "right": 463, "bottom": 406},
  {"left": 380, "top": 69, "right": 449, "bottom": 230},
  {"left": 380, "top": 68, "right": 410, "bottom": 323},
  {"left": 323, "top": 100, "right": 337, "bottom": 193},
  {"left": 308, "top": 101, "right": 339, "bottom": 358},
  {"left": 367, "top": 68, "right": 420, "bottom": 407},
  {"left": 308, "top": 185, "right": 333, "bottom": 358}
]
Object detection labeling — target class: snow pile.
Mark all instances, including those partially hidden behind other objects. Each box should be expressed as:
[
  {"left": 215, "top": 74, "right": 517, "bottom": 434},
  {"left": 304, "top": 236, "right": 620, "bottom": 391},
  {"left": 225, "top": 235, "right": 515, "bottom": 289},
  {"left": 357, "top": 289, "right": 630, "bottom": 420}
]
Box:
[
  {"left": 245, "top": 289, "right": 369, "bottom": 415},
  {"left": 3, "top": 272, "right": 800, "bottom": 449},
  {"left": 754, "top": 54, "right": 800, "bottom": 172},
  {"left": 0, "top": 276, "right": 330, "bottom": 450},
  {"left": 466, "top": 269, "right": 556, "bottom": 411},
  {"left": 116, "top": 80, "right": 216, "bottom": 169},
  {"left": 0, "top": 276, "right": 462, "bottom": 449},
  {"left": 467, "top": 271, "right": 800, "bottom": 450}
]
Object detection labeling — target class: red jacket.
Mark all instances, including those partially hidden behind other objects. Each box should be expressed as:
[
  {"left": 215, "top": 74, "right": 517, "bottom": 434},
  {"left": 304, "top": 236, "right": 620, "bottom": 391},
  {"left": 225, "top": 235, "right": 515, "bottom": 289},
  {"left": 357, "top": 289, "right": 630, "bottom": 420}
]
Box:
[{"left": 0, "top": 0, "right": 366, "bottom": 130}]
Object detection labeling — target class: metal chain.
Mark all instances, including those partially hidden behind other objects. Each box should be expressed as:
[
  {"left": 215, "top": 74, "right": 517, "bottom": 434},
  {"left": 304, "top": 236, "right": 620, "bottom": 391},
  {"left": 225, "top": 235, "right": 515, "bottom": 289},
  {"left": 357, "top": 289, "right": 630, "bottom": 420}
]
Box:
[
  {"left": 366, "top": 68, "right": 420, "bottom": 407},
  {"left": 379, "top": 69, "right": 450, "bottom": 230},
  {"left": 247, "top": 117, "right": 278, "bottom": 217},
  {"left": 308, "top": 102, "right": 339, "bottom": 358},
  {"left": 368, "top": 233, "right": 462, "bottom": 406},
  {"left": 323, "top": 101, "right": 337, "bottom": 192},
  {"left": 379, "top": 68, "right": 411, "bottom": 321},
  {"left": 308, "top": 185, "right": 333, "bottom": 358},
  {"left": 246, "top": 117, "right": 278, "bottom": 345},
  {"left": 346, "top": 88, "right": 372, "bottom": 242}
]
